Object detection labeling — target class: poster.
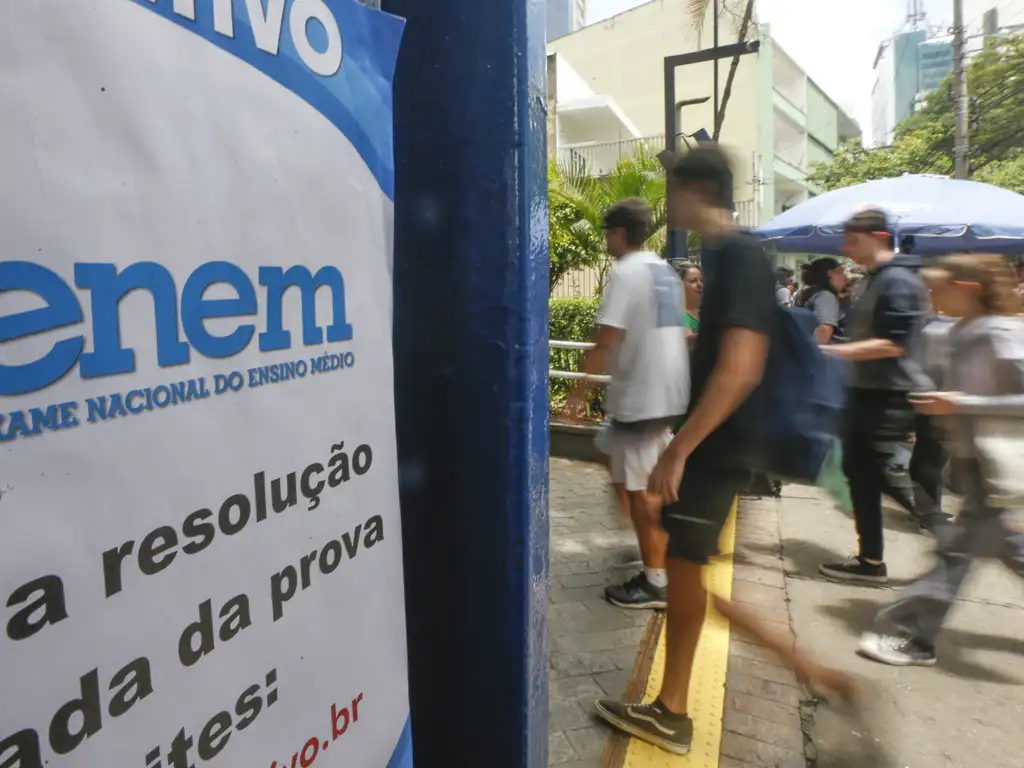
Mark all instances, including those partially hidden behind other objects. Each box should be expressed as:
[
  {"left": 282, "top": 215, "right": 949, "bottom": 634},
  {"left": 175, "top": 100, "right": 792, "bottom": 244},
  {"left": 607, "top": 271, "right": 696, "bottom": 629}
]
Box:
[{"left": 0, "top": 1, "right": 411, "bottom": 767}]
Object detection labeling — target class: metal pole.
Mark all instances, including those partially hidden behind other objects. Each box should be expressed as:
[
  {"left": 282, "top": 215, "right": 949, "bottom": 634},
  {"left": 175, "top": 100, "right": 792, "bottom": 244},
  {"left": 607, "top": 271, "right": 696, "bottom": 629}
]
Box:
[
  {"left": 663, "top": 61, "right": 686, "bottom": 261},
  {"left": 382, "top": 0, "right": 550, "bottom": 765},
  {"left": 664, "top": 60, "right": 676, "bottom": 153},
  {"left": 953, "top": 0, "right": 970, "bottom": 178},
  {"left": 713, "top": 0, "right": 720, "bottom": 135}
]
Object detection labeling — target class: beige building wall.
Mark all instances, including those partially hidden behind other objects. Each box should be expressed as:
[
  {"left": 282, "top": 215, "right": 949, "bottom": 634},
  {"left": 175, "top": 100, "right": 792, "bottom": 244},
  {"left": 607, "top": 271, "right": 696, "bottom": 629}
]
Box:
[{"left": 547, "top": 0, "right": 761, "bottom": 206}]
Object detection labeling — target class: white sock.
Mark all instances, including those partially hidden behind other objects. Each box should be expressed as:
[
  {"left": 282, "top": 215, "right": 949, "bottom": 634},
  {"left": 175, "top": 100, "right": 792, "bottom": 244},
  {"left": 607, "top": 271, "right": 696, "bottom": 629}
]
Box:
[{"left": 644, "top": 567, "right": 668, "bottom": 589}]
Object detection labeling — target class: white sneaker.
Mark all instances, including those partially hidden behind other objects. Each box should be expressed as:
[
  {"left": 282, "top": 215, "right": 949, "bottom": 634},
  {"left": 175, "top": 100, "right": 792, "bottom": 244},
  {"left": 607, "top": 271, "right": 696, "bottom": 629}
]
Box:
[{"left": 858, "top": 632, "right": 937, "bottom": 667}]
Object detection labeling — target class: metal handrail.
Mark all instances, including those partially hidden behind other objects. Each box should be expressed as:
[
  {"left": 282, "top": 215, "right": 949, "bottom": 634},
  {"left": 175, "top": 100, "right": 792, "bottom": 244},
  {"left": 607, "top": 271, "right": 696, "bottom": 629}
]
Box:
[
  {"left": 550, "top": 340, "right": 594, "bottom": 350},
  {"left": 550, "top": 371, "right": 611, "bottom": 383},
  {"left": 549, "top": 339, "right": 610, "bottom": 383}
]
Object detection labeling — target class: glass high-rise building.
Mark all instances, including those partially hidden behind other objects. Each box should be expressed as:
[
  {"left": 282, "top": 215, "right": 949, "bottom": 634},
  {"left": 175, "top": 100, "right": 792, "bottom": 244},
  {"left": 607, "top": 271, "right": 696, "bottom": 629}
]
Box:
[
  {"left": 871, "top": 30, "right": 953, "bottom": 146},
  {"left": 547, "top": 0, "right": 586, "bottom": 42}
]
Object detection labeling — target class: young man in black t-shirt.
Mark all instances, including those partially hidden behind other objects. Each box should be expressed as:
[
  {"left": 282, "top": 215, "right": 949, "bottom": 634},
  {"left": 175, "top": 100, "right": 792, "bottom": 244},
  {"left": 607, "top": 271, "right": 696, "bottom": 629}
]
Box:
[{"left": 593, "top": 146, "right": 855, "bottom": 755}]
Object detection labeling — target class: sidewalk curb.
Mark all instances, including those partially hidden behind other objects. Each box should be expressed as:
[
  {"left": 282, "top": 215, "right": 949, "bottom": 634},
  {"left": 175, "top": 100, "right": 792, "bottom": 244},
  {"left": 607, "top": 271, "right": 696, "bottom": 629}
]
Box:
[
  {"left": 600, "top": 611, "right": 665, "bottom": 768},
  {"left": 721, "top": 496, "right": 811, "bottom": 768}
]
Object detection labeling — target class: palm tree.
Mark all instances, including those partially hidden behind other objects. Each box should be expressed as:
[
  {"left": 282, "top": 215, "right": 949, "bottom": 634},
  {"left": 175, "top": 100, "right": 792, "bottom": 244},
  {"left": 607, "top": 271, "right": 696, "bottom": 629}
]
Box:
[
  {"left": 550, "top": 145, "right": 668, "bottom": 290},
  {"left": 687, "top": 0, "right": 756, "bottom": 141}
]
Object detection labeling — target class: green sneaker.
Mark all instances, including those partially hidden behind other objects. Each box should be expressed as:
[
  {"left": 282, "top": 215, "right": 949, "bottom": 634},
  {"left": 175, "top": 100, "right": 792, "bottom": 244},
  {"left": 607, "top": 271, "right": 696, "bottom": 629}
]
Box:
[{"left": 594, "top": 698, "right": 693, "bottom": 755}]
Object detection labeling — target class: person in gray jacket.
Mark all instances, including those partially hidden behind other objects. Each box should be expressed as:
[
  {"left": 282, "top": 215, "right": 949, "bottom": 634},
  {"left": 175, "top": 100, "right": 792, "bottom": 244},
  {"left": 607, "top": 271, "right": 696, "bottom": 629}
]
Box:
[
  {"left": 819, "top": 209, "right": 931, "bottom": 585},
  {"left": 907, "top": 298, "right": 956, "bottom": 532},
  {"left": 860, "top": 254, "right": 1024, "bottom": 666}
]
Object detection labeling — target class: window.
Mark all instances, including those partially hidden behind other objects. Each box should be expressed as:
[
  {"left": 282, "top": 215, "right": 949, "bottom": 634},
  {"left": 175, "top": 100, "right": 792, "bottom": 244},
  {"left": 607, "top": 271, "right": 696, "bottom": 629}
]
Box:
[{"left": 574, "top": 0, "right": 586, "bottom": 28}]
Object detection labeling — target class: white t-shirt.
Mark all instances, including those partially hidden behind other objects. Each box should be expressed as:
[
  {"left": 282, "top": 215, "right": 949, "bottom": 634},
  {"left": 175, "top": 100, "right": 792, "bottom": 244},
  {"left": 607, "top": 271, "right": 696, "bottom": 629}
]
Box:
[{"left": 599, "top": 251, "right": 690, "bottom": 422}]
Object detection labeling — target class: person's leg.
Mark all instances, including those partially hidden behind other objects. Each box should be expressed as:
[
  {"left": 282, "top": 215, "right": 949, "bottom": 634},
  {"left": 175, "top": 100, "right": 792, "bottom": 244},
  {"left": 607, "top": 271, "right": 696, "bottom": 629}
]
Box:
[
  {"left": 714, "top": 597, "right": 856, "bottom": 700},
  {"left": 908, "top": 413, "right": 949, "bottom": 532},
  {"left": 862, "top": 513, "right": 982, "bottom": 665},
  {"left": 630, "top": 490, "right": 668, "bottom": 571},
  {"left": 605, "top": 427, "right": 670, "bottom": 609},
  {"left": 594, "top": 466, "right": 746, "bottom": 755},
  {"left": 658, "top": 557, "right": 707, "bottom": 713},
  {"left": 822, "top": 390, "right": 889, "bottom": 583},
  {"left": 600, "top": 422, "right": 644, "bottom": 570},
  {"left": 861, "top": 462, "right": 991, "bottom": 666}
]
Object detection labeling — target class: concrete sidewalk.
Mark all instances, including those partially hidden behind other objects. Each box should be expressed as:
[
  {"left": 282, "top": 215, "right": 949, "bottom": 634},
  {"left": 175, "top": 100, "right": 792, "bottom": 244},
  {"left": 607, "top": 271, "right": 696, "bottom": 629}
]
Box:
[
  {"left": 547, "top": 458, "right": 812, "bottom": 767},
  {"left": 768, "top": 484, "right": 1024, "bottom": 767},
  {"left": 548, "top": 458, "right": 647, "bottom": 767}
]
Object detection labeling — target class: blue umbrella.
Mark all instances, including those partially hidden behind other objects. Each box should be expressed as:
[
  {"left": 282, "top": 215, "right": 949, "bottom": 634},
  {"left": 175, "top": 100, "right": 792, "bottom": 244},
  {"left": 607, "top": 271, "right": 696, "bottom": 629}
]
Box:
[{"left": 755, "top": 174, "right": 1024, "bottom": 255}]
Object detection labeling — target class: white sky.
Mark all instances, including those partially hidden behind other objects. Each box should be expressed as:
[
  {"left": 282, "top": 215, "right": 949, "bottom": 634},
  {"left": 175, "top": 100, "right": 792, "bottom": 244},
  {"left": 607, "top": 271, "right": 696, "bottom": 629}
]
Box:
[{"left": 585, "top": 0, "right": 1004, "bottom": 137}]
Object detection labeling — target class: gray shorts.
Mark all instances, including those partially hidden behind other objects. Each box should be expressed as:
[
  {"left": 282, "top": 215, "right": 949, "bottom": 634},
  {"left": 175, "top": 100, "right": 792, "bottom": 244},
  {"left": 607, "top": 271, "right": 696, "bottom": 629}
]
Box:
[{"left": 595, "top": 418, "right": 674, "bottom": 493}]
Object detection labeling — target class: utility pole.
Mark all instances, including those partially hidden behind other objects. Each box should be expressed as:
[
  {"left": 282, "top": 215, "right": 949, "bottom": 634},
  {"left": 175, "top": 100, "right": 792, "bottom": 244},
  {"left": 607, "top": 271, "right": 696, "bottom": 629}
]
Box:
[
  {"left": 713, "top": 0, "right": 720, "bottom": 134},
  {"left": 952, "top": 0, "right": 970, "bottom": 178}
]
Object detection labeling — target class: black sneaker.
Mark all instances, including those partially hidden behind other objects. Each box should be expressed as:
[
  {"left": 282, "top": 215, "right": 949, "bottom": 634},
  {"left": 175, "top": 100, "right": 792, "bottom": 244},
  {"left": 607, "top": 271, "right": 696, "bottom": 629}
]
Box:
[
  {"left": 819, "top": 557, "right": 889, "bottom": 585},
  {"left": 605, "top": 573, "right": 667, "bottom": 610},
  {"left": 913, "top": 513, "right": 955, "bottom": 536},
  {"left": 858, "top": 632, "right": 937, "bottom": 666},
  {"left": 594, "top": 699, "right": 693, "bottom": 755}
]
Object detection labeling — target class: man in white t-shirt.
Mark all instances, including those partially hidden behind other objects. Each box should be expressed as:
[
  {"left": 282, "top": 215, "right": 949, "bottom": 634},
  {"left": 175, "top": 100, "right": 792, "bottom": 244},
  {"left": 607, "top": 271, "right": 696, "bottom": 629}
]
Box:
[{"left": 565, "top": 198, "right": 690, "bottom": 608}]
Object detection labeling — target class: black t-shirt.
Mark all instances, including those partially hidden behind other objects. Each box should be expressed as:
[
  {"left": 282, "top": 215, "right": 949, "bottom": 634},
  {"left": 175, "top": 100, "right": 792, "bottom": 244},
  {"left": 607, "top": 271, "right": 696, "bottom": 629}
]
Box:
[{"left": 686, "top": 231, "right": 777, "bottom": 470}]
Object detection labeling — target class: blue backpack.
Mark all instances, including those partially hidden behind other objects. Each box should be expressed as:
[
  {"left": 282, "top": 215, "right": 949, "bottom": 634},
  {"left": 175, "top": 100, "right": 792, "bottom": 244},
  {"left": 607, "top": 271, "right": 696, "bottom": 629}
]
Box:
[{"left": 758, "top": 306, "right": 847, "bottom": 482}]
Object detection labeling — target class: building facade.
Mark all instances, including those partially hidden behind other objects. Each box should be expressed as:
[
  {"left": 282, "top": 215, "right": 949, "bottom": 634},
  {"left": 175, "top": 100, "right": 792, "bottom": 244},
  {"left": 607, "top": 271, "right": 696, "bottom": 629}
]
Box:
[
  {"left": 979, "top": 0, "right": 1024, "bottom": 36},
  {"left": 547, "top": 0, "right": 587, "bottom": 42},
  {"left": 872, "top": 30, "right": 953, "bottom": 146},
  {"left": 546, "top": 0, "right": 859, "bottom": 230}
]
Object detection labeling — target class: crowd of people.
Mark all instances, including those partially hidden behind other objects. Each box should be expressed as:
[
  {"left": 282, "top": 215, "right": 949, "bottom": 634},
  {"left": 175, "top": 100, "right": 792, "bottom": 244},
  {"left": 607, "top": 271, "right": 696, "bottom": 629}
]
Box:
[{"left": 564, "top": 144, "right": 1024, "bottom": 756}]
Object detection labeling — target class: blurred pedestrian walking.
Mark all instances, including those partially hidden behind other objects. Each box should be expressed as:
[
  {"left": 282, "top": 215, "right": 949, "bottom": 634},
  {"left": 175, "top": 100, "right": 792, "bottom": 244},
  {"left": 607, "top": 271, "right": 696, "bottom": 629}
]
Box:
[
  {"left": 795, "top": 256, "right": 848, "bottom": 344},
  {"left": 594, "top": 146, "right": 855, "bottom": 756},
  {"left": 565, "top": 198, "right": 689, "bottom": 610},
  {"left": 860, "top": 254, "right": 1024, "bottom": 666},
  {"left": 819, "top": 209, "right": 931, "bottom": 586}
]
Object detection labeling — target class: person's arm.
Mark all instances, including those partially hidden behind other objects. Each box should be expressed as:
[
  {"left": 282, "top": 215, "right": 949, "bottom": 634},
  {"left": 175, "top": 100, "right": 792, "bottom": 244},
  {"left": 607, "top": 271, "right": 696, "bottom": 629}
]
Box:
[
  {"left": 566, "top": 324, "right": 623, "bottom": 402},
  {"left": 649, "top": 243, "right": 774, "bottom": 503},
  {"left": 669, "top": 327, "right": 769, "bottom": 457},
  {"left": 823, "top": 274, "right": 922, "bottom": 361},
  {"left": 810, "top": 293, "right": 840, "bottom": 344},
  {"left": 911, "top": 392, "right": 1024, "bottom": 418},
  {"left": 650, "top": 329, "right": 769, "bottom": 503},
  {"left": 563, "top": 267, "right": 629, "bottom": 417}
]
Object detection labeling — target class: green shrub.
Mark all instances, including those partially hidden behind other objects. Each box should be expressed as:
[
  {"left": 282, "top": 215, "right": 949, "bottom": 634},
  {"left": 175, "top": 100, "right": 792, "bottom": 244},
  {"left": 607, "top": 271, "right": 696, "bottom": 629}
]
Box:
[{"left": 549, "top": 296, "right": 601, "bottom": 415}]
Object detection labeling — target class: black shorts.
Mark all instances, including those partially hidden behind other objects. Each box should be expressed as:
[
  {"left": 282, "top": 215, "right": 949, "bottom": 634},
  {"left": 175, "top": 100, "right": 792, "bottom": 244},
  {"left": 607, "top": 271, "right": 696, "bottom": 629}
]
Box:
[{"left": 661, "top": 465, "right": 751, "bottom": 564}]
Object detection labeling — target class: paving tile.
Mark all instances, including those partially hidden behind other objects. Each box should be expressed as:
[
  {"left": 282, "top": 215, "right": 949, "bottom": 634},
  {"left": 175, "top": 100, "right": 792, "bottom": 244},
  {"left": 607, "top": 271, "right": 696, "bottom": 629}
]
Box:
[
  {"left": 592, "top": 668, "right": 631, "bottom": 698},
  {"left": 732, "top": 563, "right": 787, "bottom": 588},
  {"left": 550, "top": 697, "right": 593, "bottom": 732},
  {"left": 731, "top": 580, "right": 789, "bottom": 611},
  {"left": 723, "top": 710, "right": 805, "bottom": 753},
  {"left": 725, "top": 690, "right": 802, "bottom": 730},
  {"left": 729, "top": 638, "right": 782, "bottom": 665},
  {"left": 550, "top": 648, "right": 621, "bottom": 678},
  {"left": 720, "top": 731, "right": 805, "bottom": 768},
  {"left": 548, "top": 731, "right": 577, "bottom": 765},
  {"left": 718, "top": 758, "right": 754, "bottom": 768},
  {"left": 729, "top": 653, "right": 800, "bottom": 689},
  {"left": 564, "top": 726, "right": 609, "bottom": 759},
  {"left": 550, "top": 675, "right": 603, "bottom": 700},
  {"left": 558, "top": 759, "right": 602, "bottom": 768},
  {"left": 558, "top": 572, "right": 609, "bottom": 589}
]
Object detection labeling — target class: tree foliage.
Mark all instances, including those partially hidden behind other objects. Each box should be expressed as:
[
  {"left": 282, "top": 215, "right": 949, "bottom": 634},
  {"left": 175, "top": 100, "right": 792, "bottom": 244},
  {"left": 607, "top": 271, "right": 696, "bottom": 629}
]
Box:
[
  {"left": 549, "top": 146, "right": 668, "bottom": 294},
  {"left": 548, "top": 296, "right": 601, "bottom": 409},
  {"left": 808, "top": 34, "right": 1024, "bottom": 194},
  {"left": 687, "top": 0, "right": 757, "bottom": 140},
  {"left": 549, "top": 163, "right": 597, "bottom": 293}
]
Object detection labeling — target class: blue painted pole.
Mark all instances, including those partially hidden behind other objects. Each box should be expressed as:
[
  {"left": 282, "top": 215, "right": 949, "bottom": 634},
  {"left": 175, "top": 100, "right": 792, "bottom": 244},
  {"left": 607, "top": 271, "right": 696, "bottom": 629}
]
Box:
[{"left": 381, "top": 0, "right": 550, "bottom": 766}]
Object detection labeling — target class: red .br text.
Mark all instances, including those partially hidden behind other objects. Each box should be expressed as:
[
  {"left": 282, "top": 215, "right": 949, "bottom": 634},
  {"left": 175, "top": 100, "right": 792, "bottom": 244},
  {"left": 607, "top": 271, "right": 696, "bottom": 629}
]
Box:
[{"left": 270, "top": 693, "right": 364, "bottom": 768}]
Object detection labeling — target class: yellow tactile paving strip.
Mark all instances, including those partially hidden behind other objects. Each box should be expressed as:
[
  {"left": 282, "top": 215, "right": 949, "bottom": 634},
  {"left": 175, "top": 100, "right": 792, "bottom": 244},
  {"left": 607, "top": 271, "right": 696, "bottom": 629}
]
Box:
[{"left": 622, "top": 501, "right": 737, "bottom": 768}]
